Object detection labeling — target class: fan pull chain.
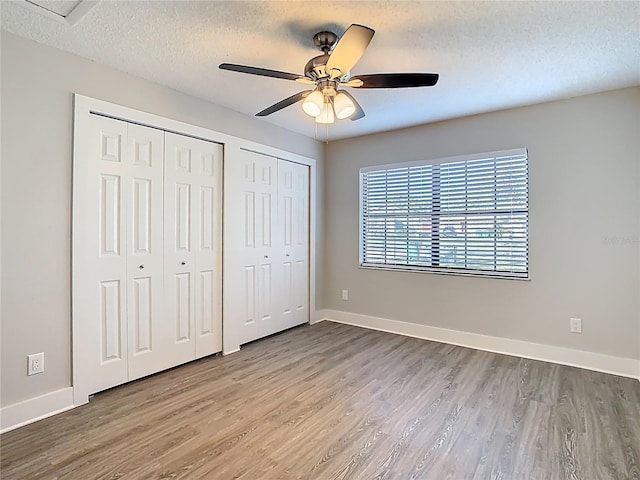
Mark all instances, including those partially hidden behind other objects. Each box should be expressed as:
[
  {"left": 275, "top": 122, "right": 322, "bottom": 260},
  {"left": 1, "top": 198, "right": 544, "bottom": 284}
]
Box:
[{"left": 313, "top": 117, "right": 330, "bottom": 143}]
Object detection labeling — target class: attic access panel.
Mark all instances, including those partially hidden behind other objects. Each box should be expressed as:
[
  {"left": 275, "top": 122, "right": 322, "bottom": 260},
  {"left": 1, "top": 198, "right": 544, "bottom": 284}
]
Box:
[{"left": 19, "top": 0, "right": 96, "bottom": 25}]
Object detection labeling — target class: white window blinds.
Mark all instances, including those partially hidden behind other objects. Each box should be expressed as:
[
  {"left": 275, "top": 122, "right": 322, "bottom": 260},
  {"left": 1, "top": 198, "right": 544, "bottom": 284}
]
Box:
[{"left": 360, "top": 148, "right": 529, "bottom": 279}]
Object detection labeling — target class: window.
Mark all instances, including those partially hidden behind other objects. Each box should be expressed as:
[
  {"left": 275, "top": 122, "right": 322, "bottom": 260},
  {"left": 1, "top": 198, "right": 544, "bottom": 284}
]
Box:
[{"left": 359, "top": 148, "right": 528, "bottom": 279}]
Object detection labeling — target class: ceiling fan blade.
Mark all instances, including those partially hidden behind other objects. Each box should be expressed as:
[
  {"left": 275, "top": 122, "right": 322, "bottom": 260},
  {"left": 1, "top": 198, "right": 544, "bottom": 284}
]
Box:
[
  {"left": 256, "top": 91, "right": 311, "bottom": 117},
  {"left": 326, "top": 24, "right": 375, "bottom": 79},
  {"left": 348, "top": 73, "right": 439, "bottom": 88},
  {"left": 219, "top": 63, "right": 303, "bottom": 81},
  {"left": 340, "top": 90, "right": 365, "bottom": 121}
]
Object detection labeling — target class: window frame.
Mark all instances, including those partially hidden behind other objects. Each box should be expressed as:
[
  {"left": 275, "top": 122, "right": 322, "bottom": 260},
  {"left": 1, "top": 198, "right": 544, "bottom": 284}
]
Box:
[{"left": 358, "top": 148, "right": 529, "bottom": 280}]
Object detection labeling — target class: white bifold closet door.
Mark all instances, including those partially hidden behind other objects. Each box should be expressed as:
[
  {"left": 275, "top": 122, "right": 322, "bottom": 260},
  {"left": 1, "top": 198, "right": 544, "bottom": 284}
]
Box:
[
  {"left": 74, "top": 114, "right": 222, "bottom": 397},
  {"left": 277, "top": 159, "right": 310, "bottom": 331},
  {"left": 81, "top": 114, "right": 130, "bottom": 394},
  {"left": 226, "top": 149, "right": 309, "bottom": 346},
  {"left": 126, "top": 123, "right": 166, "bottom": 381},
  {"left": 164, "top": 132, "right": 223, "bottom": 362}
]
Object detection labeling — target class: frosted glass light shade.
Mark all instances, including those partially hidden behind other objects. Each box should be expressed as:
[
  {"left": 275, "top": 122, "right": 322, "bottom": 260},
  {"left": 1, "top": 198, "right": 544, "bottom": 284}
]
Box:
[
  {"left": 315, "top": 101, "right": 335, "bottom": 124},
  {"left": 302, "top": 90, "right": 324, "bottom": 117},
  {"left": 334, "top": 92, "right": 356, "bottom": 119}
]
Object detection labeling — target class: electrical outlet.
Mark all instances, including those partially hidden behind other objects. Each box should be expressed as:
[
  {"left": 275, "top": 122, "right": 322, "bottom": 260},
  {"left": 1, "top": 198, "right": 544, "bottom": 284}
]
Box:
[
  {"left": 28, "top": 352, "right": 45, "bottom": 375},
  {"left": 570, "top": 318, "right": 582, "bottom": 334},
  {"left": 341, "top": 289, "right": 349, "bottom": 301}
]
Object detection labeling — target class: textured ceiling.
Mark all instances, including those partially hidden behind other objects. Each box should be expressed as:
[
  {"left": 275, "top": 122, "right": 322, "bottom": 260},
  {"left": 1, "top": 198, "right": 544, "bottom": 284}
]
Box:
[{"left": 2, "top": 0, "right": 639, "bottom": 141}]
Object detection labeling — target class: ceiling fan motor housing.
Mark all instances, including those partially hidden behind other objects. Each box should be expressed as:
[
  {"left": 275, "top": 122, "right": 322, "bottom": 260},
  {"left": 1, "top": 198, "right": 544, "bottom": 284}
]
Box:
[{"left": 304, "top": 54, "right": 330, "bottom": 81}]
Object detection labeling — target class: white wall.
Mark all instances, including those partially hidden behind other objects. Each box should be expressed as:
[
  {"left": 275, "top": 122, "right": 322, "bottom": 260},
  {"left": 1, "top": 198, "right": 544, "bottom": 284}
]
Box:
[
  {"left": 323, "top": 87, "right": 640, "bottom": 363},
  {"left": 0, "top": 32, "right": 323, "bottom": 408}
]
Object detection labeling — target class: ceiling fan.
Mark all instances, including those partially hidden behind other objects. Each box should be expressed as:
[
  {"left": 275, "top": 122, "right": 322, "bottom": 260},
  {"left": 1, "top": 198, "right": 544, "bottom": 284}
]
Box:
[{"left": 219, "top": 24, "right": 439, "bottom": 124}]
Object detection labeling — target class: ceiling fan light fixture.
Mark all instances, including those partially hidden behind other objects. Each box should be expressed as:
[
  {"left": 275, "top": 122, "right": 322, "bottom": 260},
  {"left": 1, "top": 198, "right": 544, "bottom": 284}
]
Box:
[
  {"left": 302, "top": 90, "right": 324, "bottom": 117},
  {"left": 220, "top": 24, "right": 438, "bottom": 124},
  {"left": 333, "top": 92, "right": 356, "bottom": 119},
  {"left": 315, "top": 100, "right": 335, "bottom": 124}
]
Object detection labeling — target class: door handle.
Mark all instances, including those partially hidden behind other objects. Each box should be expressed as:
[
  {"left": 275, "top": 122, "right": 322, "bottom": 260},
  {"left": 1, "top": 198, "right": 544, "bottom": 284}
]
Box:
[
  {"left": 181, "top": 261, "right": 186, "bottom": 265},
  {"left": 264, "top": 255, "right": 269, "bottom": 259},
  {"left": 285, "top": 253, "right": 290, "bottom": 257},
  {"left": 139, "top": 264, "right": 144, "bottom": 269}
]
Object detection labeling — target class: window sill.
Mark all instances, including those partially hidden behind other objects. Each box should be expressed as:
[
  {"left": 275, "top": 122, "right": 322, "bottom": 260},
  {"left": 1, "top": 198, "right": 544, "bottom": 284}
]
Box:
[{"left": 359, "top": 263, "right": 530, "bottom": 281}]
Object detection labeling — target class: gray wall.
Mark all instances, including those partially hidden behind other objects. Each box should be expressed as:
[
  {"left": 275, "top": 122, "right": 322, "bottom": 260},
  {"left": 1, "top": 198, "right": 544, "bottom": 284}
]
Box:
[
  {"left": 0, "top": 32, "right": 323, "bottom": 407},
  {"left": 324, "top": 87, "right": 640, "bottom": 360},
  {"left": 2, "top": 30, "right": 638, "bottom": 411}
]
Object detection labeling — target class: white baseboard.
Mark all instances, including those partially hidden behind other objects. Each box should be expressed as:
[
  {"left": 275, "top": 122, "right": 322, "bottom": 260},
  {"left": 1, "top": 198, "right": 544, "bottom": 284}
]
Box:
[
  {"left": 319, "top": 309, "right": 640, "bottom": 380},
  {"left": 1, "top": 387, "right": 75, "bottom": 434},
  {"left": 3, "top": 310, "right": 636, "bottom": 434},
  {"left": 310, "top": 311, "right": 327, "bottom": 325}
]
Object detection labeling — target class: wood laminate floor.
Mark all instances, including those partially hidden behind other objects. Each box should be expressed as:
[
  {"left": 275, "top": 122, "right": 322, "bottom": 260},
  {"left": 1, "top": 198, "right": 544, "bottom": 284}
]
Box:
[{"left": 1, "top": 321, "right": 639, "bottom": 479}]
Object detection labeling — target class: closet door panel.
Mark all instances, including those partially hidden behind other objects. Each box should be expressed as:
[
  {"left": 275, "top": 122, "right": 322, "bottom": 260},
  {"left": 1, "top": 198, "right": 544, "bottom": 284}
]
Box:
[
  {"left": 278, "top": 160, "right": 310, "bottom": 328},
  {"left": 82, "top": 115, "right": 129, "bottom": 394},
  {"left": 277, "top": 162, "right": 294, "bottom": 329},
  {"left": 227, "top": 150, "right": 278, "bottom": 345},
  {"left": 164, "top": 134, "right": 198, "bottom": 365},
  {"left": 164, "top": 133, "right": 222, "bottom": 361},
  {"left": 292, "top": 162, "right": 310, "bottom": 325},
  {"left": 194, "top": 141, "right": 223, "bottom": 358},
  {"left": 126, "top": 124, "right": 167, "bottom": 380}
]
